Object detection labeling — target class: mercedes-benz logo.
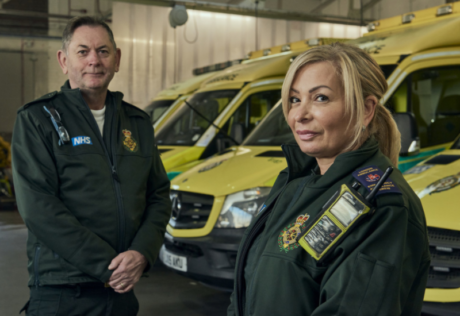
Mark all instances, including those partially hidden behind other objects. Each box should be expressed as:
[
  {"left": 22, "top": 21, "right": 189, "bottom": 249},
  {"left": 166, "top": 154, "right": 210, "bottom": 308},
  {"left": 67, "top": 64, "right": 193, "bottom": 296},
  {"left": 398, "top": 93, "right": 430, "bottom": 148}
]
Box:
[{"left": 171, "top": 194, "right": 182, "bottom": 220}]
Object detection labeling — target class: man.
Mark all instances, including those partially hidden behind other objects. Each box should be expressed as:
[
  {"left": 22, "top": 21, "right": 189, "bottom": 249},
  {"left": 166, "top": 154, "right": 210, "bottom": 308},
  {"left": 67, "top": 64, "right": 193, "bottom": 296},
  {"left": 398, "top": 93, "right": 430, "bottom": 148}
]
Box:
[{"left": 12, "top": 16, "right": 171, "bottom": 315}]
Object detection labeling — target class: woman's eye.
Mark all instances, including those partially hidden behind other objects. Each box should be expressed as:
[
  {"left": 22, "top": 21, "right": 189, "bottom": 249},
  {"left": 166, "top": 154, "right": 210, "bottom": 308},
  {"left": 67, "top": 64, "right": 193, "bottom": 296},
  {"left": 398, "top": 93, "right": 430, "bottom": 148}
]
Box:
[
  {"left": 316, "top": 94, "right": 329, "bottom": 102},
  {"left": 289, "top": 97, "right": 300, "bottom": 104}
]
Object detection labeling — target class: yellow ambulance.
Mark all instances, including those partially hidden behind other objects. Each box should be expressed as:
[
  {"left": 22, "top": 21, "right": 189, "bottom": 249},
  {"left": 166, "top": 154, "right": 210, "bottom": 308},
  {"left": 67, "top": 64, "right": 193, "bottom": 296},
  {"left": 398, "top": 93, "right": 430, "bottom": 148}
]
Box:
[
  {"left": 155, "top": 39, "right": 341, "bottom": 179},
  {"left": 159, "top": 3, "right": 460, "bottom": 313}
]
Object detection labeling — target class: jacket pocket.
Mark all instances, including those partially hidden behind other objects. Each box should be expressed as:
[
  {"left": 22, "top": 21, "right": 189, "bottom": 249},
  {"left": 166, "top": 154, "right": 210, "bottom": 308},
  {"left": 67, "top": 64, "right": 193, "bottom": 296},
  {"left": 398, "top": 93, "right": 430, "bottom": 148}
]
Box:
[
  {"left": 338, "top": 252, "right": 394, "bottom": 316},
  {"left": 33, "top": 246, "right": 41, "bottom": 287}
]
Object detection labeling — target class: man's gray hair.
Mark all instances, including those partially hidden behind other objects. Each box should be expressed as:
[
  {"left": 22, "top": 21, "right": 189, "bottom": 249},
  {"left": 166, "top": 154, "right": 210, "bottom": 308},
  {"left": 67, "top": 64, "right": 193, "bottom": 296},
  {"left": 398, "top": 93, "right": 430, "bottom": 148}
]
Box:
[{"left": 62, "top": 16, "right": 117, "bottom": 53}]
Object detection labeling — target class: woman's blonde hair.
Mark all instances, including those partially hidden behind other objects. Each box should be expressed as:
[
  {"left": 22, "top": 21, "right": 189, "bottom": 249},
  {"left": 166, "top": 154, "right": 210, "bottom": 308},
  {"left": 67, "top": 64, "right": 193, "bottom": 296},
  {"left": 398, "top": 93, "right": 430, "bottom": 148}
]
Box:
[{"left": 281, "top": 42, "right": 401, "bottom": 166}]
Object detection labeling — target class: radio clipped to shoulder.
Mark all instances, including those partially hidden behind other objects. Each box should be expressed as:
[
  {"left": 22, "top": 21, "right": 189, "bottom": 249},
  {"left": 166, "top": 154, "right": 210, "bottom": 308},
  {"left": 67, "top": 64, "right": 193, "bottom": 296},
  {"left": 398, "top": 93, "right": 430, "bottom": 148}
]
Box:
[{"left": 296, "top": 166, "right": 394, "bottom": 263}]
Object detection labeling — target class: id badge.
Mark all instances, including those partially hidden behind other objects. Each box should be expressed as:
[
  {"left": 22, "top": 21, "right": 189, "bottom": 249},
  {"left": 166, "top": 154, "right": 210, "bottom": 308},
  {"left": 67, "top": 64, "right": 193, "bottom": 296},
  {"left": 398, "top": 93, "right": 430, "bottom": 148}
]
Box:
[{"left": 297, "top": 184, "right": 372, "bottom": 262}]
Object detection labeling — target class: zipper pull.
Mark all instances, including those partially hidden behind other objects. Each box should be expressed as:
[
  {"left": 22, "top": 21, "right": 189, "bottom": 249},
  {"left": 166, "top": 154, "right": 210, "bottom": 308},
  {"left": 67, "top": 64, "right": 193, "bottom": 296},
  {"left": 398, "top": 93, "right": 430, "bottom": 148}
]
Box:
[{"left": 112, "top": 166, "right": 121, "bottom": 182}]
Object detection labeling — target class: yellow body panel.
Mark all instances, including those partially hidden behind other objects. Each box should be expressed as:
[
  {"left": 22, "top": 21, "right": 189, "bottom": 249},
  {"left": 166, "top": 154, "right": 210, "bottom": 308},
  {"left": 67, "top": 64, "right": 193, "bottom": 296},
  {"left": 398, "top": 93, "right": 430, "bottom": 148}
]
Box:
[
  {"left": 158, "top": 146, "right": 205, "bottom": 172},
  {"left": 404, "top": 150, "right": 460, "bottom": 231},
  {"left": 369, "top": 3, "right": 460, "bottom": 34},
  {"left": 168, "top": 146, "right": 287, "bottom": 237},
  {"left": 153, "top": 72, "right": 217, "bottom": 100},
  {"left": 425, "top": 288, "right": 460, "bottom": 303},
  {"left": 351, "top": 14, "right": 460, "bottom": 65}
]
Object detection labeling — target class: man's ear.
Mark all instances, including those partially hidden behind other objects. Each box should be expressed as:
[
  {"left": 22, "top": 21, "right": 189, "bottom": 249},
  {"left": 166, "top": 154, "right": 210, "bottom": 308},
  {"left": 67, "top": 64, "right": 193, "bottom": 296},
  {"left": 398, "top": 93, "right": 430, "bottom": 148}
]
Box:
[
  {"left": 57, "top": 50, "right": 68, "bottom": 75},
  {"left": 115, "top": 48, "right": 121, "bottom": 72},
  {"left": 363, "top": 95, "right": 378, "bottom": 127}
]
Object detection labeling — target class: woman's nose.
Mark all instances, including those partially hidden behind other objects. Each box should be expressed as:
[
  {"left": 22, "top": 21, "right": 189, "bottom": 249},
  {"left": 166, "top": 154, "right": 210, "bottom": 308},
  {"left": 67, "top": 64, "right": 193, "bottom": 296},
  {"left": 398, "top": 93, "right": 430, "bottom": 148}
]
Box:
[{"left": 295, "top": 102, "right": 311, "bottom": 122}]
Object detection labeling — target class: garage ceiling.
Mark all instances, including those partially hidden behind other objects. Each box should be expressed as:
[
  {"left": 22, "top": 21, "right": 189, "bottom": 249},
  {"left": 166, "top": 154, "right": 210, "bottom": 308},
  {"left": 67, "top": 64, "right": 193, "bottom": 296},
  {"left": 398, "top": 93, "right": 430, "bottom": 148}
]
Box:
[{"left": 116, "top": 0, "right": 379, "bottom": 25}]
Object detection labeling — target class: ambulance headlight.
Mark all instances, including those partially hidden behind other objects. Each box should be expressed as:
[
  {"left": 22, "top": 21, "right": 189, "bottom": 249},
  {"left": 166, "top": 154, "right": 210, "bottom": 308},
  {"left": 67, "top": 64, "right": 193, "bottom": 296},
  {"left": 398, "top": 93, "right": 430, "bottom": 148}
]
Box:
[{"left": 215, "top": 187, "right": 271, "bottom": 229}]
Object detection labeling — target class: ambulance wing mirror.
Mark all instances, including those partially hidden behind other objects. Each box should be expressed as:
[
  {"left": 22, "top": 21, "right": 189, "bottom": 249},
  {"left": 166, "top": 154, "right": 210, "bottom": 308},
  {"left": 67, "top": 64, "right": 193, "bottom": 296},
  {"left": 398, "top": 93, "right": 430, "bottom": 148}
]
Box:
[{"left": 393, "top": 112, "right": 420, "bottom": 156}]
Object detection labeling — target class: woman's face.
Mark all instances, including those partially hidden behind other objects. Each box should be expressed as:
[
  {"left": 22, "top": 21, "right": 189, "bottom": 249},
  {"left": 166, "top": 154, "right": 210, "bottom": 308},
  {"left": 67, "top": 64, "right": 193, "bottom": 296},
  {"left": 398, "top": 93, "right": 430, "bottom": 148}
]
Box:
[{"left": 287, "top": 61, "right": 355, "bottom": 159}]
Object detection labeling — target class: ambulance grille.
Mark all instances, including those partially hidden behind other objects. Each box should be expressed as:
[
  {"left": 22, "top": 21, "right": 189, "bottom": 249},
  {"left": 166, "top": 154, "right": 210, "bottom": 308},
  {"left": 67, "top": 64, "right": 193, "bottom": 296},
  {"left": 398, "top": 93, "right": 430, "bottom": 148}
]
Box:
[
  {"left": 427, "top": 227, "right": 460, "bottom": 288},
  {"left": 168, "top": 191, "right": 214, "bottom": 229}
]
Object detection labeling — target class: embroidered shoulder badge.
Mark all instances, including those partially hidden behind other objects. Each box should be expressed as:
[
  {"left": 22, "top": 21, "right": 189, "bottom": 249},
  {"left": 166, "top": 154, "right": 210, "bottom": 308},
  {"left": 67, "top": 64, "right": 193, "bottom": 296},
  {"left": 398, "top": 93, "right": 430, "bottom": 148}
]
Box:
[
  {"left": 122, "top": 129, "right": 139, "bottom": 152},
  {"left": 278, "top": 214, "right": 310, "bottom": 253}
]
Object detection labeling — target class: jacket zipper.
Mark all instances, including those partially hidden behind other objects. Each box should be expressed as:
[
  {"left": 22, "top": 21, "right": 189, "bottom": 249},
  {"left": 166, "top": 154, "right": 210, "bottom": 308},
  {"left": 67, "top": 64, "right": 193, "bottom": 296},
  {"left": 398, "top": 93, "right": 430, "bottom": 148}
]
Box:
[
  {"left": 79, "top": 93, "right": 126, "bottom": 253},
  {"left": 34, "top": 246, "right": 41, "bottom": 288}
]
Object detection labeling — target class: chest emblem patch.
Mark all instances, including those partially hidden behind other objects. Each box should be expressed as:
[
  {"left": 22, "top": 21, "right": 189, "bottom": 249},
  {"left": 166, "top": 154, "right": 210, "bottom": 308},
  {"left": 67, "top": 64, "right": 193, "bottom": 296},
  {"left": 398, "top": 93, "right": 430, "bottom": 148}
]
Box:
[
  {"left": 278, "top": 213, "right": 310, "bottom": 253},
  {"left": 122, "top": 129, "right": 139, "bottom": 152}
]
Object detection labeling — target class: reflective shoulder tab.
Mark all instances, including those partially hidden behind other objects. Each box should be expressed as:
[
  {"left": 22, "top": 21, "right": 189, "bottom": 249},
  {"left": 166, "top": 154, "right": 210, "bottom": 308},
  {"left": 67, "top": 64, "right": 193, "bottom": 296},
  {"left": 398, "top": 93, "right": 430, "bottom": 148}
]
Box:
[{"left": 352, "top": 165, "right": 402, "bottom": 196}]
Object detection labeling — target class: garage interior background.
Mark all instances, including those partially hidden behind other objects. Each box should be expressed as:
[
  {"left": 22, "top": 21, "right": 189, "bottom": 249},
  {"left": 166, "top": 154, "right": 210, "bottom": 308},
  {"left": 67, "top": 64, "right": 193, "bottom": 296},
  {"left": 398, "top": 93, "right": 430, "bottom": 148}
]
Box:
[{"left": 0, "top": 0, "right": 449, "bottom": 141}]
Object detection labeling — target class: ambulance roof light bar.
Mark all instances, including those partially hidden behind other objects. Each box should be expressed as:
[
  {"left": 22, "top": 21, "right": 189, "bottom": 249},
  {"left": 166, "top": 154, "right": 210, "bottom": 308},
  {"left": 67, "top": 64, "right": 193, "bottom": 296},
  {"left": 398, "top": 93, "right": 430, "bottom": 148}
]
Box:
[{"left": 192, "top": 59, "right": 242, "bottom": 76}]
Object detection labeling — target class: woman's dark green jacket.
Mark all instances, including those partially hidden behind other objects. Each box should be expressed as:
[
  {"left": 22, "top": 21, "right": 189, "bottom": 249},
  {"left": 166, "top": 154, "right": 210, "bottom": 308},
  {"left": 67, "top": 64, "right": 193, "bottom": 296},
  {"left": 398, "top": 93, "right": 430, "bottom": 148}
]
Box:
[{"left": 228, "top": 137, "right": 431, "bottom": 316}]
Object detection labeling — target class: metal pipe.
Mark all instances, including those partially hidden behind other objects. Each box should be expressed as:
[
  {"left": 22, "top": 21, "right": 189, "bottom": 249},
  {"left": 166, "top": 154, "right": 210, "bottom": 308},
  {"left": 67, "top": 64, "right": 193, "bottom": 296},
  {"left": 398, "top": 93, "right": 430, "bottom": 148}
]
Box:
[{"left": 0, "top": 8, "right": 74, "bottom": 20}]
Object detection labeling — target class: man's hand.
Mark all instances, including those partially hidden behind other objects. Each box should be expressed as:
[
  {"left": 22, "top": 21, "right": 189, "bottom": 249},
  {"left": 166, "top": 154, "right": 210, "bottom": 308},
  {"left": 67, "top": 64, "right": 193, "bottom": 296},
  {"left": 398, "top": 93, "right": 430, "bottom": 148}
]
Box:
[{"left": 108, "top": 250, "right": 148, "bottom": 293}]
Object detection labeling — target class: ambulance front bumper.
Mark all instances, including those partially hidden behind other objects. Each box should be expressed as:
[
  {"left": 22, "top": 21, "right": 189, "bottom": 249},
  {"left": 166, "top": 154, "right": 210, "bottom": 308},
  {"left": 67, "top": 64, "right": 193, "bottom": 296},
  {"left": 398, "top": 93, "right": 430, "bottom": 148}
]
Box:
[{"left": 159, "top": 229, "right": 244, "bottom": 291}]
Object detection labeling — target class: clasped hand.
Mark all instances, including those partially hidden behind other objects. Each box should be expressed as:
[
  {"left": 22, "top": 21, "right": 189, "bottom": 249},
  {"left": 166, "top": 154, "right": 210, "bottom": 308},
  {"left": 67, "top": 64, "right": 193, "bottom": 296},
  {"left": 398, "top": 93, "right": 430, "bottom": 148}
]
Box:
[{"left": 108, "top": 250, "right": 148, "bottom": 293}]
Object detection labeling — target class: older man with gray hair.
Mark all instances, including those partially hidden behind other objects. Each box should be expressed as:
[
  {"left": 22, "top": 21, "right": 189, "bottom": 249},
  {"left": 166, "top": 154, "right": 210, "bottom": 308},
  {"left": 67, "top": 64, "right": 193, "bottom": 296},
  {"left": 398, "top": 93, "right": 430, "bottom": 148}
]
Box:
[{"left": 12, "top": 16, "right": 171, "bottom": 315}]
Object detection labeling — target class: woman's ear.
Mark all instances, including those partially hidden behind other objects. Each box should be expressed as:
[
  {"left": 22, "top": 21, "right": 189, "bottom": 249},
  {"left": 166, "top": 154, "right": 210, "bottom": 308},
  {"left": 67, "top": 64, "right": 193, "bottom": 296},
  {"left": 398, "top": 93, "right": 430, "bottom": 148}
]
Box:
[{"left": 363, "top": 95, "right": 378, "bottom": 127}]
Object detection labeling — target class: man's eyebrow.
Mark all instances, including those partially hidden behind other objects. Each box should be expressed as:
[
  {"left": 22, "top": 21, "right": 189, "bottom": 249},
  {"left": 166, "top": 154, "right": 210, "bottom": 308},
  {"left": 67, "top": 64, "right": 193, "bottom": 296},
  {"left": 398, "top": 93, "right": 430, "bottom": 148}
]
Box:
[
  {"left": 76, "top": 45, "right": 109, "bottom": 50},
  {"left": 309, "top": 85, "right": 332, "bottom": 93}
]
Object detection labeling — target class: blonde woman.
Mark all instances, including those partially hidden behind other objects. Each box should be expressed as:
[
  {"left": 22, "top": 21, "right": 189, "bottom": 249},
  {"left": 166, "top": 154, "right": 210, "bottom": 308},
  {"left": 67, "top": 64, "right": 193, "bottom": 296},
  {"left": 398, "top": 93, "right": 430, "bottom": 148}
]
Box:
[{"left": 227, "top": 43, "right": 430, "bottom": 316}]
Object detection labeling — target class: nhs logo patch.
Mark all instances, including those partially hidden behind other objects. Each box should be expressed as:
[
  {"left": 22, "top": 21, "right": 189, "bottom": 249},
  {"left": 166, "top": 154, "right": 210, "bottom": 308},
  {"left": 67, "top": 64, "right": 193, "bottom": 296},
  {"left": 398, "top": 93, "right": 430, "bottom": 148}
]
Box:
[{"left": 72, "top": 136, "right": 93, "bottom": 146}]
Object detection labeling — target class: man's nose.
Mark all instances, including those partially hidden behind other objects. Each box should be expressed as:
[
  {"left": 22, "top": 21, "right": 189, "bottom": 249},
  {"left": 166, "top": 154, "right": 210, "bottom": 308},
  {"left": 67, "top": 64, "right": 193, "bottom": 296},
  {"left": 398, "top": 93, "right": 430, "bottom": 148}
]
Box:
[{"left": 87, "top": 50, "right": 101, "bottom": 66}]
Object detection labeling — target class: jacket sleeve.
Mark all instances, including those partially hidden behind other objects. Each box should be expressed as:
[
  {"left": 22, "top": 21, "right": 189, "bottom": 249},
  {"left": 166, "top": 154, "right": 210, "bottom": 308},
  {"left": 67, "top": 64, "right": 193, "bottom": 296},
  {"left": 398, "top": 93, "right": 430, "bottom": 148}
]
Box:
[
  {"left": 128, "top": 140, "right": 171, "bottom": 268},
  {"left": 12, "top": 110, "right": 118, "bottom": 282},
  {"left": 311, "top": 203, "right": 430, "bottom": 316}
]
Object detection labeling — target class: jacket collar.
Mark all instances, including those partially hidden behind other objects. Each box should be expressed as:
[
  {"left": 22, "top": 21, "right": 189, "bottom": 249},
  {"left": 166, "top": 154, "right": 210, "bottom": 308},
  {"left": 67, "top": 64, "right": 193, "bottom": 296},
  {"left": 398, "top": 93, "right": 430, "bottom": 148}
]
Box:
[
  {"left": 282, "top": 137, "right": 380, "bottom": 188},
  {"left": 59, "top": 80, "right": 124, "bottom": 111}
]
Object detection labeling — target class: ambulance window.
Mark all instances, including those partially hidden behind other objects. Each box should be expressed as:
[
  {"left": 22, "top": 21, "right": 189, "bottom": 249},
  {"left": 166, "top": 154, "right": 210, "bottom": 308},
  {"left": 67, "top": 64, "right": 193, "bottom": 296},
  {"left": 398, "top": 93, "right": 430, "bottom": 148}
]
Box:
[
  {"left": 385, "top": 66, "right": 460, "bottom": 148},
  {"left": 155, "top": 90, "right": 239, "bottom": 146},
  {"left": 244, "top": 104, "right": 295, "bottom": 146},
  {"left": 221, "top": 90, "right": 281, "bottom": 144},
  {"left": 411, "top": 67, "right": 460, "bottom": 147}
]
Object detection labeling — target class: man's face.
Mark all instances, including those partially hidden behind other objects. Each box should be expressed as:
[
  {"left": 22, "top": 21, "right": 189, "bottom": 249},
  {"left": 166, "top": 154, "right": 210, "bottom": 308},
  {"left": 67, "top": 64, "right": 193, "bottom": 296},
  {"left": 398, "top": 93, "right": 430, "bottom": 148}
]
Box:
[{"left": 58, "top": 25, "right": 121, "bottom": 92}]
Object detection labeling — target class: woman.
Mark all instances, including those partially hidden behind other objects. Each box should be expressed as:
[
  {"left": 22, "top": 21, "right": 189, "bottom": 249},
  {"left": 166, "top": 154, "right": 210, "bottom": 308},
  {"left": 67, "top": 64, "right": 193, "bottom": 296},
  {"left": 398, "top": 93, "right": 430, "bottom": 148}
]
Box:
[{"left": 227, "top": 43, "right": 430, "bottom": 316}]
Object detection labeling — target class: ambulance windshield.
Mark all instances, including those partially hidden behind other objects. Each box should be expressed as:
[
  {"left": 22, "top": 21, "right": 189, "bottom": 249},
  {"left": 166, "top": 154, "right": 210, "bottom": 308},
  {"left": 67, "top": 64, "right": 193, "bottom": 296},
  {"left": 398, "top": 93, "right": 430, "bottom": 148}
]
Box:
[
  {"left": 156, "top": 90, "right": 239, "bottom": 146},
  {"left": 243, "top": 104, "right": 294, "bottom": 146}
]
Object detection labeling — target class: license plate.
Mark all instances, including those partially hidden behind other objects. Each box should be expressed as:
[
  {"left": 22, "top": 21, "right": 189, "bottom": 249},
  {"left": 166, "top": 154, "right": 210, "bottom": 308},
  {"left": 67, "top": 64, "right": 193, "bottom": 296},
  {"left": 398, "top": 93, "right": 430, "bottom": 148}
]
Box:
[{"left": 160, "top": 245, "right": 187, "bottom": 272}]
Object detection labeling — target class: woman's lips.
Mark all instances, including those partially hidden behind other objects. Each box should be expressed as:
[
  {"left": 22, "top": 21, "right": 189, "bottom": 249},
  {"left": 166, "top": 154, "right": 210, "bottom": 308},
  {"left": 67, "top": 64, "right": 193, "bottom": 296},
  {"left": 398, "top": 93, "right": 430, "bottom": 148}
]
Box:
[{"left": 296, "top": 130, "right": 319, "bottom": 140}]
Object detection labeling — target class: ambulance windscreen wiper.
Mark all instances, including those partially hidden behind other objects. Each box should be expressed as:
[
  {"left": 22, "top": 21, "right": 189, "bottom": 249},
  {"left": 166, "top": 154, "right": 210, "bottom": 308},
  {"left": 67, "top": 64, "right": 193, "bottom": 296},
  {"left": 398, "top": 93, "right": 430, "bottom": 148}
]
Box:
[{"left": 184, "top": 100, "right": 240, "bottom": 146}]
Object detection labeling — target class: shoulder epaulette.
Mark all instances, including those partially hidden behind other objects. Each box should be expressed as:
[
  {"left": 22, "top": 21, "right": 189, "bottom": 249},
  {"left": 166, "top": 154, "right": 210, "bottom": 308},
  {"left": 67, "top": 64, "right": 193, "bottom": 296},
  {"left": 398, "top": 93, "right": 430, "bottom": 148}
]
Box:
[
  {"left": 352, "top": 165, "right": 402, "bottom": 196},
  {"left": 18, "top": 91, "right": 58, "bottom": 113}
]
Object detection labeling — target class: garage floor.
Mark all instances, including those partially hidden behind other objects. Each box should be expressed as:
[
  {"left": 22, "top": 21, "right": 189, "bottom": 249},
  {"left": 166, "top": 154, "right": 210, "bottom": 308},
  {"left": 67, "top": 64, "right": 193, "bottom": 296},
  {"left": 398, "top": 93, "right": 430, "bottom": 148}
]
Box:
[{"left": 0, "top": 211, "right": 230, "bottom": 316}]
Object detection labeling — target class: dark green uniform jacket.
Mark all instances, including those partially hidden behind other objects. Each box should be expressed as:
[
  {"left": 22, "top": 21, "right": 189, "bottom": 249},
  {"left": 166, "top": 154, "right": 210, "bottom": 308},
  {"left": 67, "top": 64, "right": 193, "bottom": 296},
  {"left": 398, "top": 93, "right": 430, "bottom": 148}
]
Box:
[
  {"left": 12, "top": 81, "right": 171, "bottom": 287},
  {"left": 228, "top": 137, "right": 430, "bottom": 316}
]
